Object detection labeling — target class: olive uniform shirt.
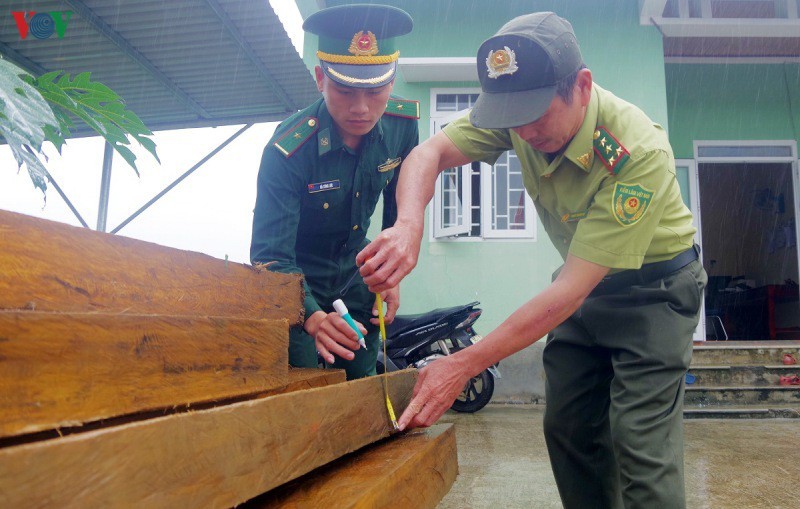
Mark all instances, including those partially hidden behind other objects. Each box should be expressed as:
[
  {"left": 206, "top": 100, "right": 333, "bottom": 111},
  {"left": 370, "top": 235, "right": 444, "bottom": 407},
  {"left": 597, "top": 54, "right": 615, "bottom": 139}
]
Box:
[
  {"left": 443, "top": 84, "right": 695, "bottom": 271},
  {"left": 251, "top": 95, "right": 419, "bottom": 327}
]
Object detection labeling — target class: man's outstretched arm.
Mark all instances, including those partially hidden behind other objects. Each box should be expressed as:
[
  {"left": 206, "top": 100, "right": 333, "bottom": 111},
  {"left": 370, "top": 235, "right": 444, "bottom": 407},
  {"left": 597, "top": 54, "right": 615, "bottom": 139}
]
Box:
[
  {"left": 357, "top": 130, "right": 472, "bottom": 292},
  {"left": 397, "top": 253, "right": 610, "bottom": 430}
]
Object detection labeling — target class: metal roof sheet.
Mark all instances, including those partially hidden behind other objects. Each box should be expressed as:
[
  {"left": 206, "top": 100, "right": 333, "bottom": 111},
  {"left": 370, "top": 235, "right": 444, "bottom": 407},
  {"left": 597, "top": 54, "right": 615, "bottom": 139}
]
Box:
[{"left": 0, "top": 0, "right": 320, "bottom": 132}]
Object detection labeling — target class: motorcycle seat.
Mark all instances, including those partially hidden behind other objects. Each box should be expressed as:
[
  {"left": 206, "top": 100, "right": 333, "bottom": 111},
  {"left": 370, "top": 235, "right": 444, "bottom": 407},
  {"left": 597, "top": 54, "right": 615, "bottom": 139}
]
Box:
[{"left": 385, "top": 302, "right": 479, "bottom": 338}]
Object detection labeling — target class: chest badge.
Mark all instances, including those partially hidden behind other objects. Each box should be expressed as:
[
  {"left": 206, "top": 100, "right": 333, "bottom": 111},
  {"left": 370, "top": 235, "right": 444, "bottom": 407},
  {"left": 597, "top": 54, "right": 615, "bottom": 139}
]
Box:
[
  {"left": 378, "top": 157, "right": 401, "bottom": 173},
  {"left": 612, "top": 182, "right": 653, "bottom": 226},
  {"left": 308, "top": 180, "right": 341, "bottom": 193}
]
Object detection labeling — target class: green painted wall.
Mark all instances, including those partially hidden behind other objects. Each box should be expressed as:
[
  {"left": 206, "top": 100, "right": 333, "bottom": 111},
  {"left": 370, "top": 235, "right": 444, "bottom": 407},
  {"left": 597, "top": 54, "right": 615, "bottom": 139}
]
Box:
[
  {"left": 665, "top": 63, "right": 800, "bottom": 158},
  {"left": 304, "top": 0, "right": 669, "bottom": 136},
  {"left": 295, "top": 0, "right": 668, "bottom": 401}
]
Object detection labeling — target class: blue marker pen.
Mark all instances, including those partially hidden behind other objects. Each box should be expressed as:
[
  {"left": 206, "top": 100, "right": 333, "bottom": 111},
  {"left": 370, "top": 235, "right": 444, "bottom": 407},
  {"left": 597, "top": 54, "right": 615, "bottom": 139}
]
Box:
[{"left": 333, "top": 299, "right": 367, "bottom": 350}]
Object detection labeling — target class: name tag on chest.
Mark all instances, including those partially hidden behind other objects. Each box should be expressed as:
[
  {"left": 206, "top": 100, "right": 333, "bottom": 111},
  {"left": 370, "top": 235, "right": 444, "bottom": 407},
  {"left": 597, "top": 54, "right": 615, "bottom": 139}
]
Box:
[{"left": 308, "top": 180, "right": 340, "bottom": 193}]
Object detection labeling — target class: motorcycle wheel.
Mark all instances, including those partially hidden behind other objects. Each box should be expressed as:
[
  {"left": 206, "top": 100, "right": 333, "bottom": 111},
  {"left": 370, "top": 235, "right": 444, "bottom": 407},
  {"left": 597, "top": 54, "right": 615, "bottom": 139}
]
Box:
[{"left": 450, "top": 369, "right": 494, "bottom": 413}]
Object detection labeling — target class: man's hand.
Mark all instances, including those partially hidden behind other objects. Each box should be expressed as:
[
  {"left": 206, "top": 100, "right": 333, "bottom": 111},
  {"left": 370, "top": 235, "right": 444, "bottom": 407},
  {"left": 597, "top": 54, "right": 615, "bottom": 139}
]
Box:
[
  {"left": 304, "top": 310, "right": 365, "bottom": 364},
  {"left": 397, "top": 354, "right": 472, "bottom": 431},
  {"left": 371, "top": 286, "right": 400, "bottom": 325},
  {"left": 357, "top": 222, "right": 422, "bottom": 293}
]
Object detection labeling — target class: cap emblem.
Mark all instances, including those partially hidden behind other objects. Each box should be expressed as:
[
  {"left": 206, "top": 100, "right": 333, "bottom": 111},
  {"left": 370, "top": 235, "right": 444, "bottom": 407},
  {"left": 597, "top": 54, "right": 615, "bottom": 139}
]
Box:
[
  {"left": 349, "top": 31, "right": 379, "bottom": 56},
  {"left": 486, "top": 47, "right": 518, "bottom": 79}
]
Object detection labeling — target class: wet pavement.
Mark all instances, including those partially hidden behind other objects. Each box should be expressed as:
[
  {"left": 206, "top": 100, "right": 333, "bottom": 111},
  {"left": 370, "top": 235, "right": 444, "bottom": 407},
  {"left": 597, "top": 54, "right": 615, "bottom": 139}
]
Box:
[{"left": 436, "top": 405, "right": 800, "bottom": 508}]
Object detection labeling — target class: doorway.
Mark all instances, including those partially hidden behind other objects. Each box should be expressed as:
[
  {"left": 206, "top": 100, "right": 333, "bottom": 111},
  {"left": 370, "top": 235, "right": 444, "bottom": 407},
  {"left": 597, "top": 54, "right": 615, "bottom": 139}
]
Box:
[{"left": 690, "top": 142, "right": 800, "bottom": 341}]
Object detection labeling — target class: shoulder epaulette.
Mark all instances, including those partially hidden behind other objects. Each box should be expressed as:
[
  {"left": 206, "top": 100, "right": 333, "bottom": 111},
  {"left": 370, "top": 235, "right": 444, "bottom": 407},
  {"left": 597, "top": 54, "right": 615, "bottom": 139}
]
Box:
[
  {"left": 384, "top": 98, "right": 420, "bottom": 119},
  {"left": 273, "top": 117, "right": 319, "bottom": 158},
  {"left": 593, "top": 126, "right": 630, "bottom": 175}
]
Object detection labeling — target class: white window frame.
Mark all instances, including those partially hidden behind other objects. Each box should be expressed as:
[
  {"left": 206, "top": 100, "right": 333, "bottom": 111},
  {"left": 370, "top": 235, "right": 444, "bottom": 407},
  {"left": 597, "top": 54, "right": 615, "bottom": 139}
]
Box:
[
  {"left": 676, "top": 159, "right": 704, "bottom": 341},
  {"left": 431, "top": 109, "right": 472, "bottom": 238},
  {"left": 429, "top": 88, "right": 536, "bottom": 242},
  {"left": 481, "top": 150, "right": 536, "bottom": 239}
]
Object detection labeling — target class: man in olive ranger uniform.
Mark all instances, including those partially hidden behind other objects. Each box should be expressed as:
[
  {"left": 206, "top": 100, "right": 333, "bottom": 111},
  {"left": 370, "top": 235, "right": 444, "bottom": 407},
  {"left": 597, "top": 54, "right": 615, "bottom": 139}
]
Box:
[
  {"left": 250, "top": 4, "right": 418, "bottom": 380},
  {"left": 358, "top": 12, "right": 706, "bottom": 509}
]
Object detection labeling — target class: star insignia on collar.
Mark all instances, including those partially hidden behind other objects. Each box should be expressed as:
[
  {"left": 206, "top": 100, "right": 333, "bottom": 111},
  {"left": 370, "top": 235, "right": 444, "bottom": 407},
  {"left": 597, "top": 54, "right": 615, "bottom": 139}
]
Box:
[{"left": 577, "top": 152, "right": 591, "bottom": 169}]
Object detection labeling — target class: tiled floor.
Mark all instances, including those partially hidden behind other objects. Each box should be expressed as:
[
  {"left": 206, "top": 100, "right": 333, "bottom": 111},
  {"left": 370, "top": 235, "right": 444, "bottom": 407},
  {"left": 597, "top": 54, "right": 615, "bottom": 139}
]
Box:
[{"left": 436, "top": 405, "right": 799, "bottom": 508}]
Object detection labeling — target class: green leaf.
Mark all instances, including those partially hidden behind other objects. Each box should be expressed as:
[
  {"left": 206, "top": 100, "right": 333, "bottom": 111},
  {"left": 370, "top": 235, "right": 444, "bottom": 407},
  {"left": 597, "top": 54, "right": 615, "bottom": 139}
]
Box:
[
  {"left": 135, "top": 135, "right": 160, "bottom": 164},
  {"left": 0, "top": 59, "right": 59, "bottom": 193},
  {"left": 37, "top": 71, "right": 159, "bottom": 170},
  {"left": 19, "top": 145, "right": 49, "bottom": 193},
  {"left": 112, "top": 144, "right": 139, "bottom": 177},
  {"left": 42, "top": 124, "right": 66, "bottom": 153},
  {"left": 2, "top": 59, "right": 159, "bottom": 199}
]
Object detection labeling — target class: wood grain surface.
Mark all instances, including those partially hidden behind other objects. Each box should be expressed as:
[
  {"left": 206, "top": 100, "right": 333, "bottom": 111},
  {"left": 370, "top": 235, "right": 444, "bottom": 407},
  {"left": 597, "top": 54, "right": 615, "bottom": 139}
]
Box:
[
  {"left": 0, "top": 210, "right": 303, "bottom": 324},
  {"left": 0, "top": 311, "right": 288, "bottom": 438},
  {"left": 0, "top": 369, "right": 417, "bottom": 509},
  {"left": 247, "top": 424, "right": 458, "bottom": 509},
  {"left": 279, "top": 367, "right": 348, "bottom": 394}
]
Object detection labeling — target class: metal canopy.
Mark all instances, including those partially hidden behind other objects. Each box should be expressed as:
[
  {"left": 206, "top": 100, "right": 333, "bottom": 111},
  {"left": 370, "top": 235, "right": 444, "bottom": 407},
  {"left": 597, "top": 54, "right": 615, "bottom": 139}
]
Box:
[
  {"left": 0, "top": 0, "right": 320, "bottom": 133},
  {"left": 1, "top": 0, "right": 319, "bottom": 234}
]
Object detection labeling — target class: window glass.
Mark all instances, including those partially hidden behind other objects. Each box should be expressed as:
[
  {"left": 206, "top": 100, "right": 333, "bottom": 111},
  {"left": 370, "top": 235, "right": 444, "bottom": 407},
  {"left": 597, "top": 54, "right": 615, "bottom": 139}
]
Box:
[{"left": 436, "top": 94, "right": 479, "bottom": 112}]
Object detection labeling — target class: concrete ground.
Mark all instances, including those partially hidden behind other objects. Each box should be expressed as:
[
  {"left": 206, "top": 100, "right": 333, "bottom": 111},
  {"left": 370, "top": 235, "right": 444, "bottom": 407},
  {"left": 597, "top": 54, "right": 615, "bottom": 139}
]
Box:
[{"left": 436, "top": 405, "right": 800, "bottom": 508}]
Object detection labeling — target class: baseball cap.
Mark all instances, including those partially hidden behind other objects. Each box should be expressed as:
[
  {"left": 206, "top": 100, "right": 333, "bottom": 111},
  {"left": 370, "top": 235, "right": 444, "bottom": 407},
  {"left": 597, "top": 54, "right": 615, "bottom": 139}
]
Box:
[
  {"left": 470, "top": 12, "right": 584, "bottom": 129},
  {"left": 302, "top": 4, "right": 413, "bottom": 89}
]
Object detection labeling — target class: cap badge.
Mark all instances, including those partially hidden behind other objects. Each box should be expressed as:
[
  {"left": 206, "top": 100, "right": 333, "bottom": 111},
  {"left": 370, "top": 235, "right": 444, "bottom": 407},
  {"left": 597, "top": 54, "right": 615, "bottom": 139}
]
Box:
[
  {"left": 349, "top": 31, "right": 379, "bottom": 56},
  {"left": 486, "top": 47, "right": 518, "bottom": 79}
]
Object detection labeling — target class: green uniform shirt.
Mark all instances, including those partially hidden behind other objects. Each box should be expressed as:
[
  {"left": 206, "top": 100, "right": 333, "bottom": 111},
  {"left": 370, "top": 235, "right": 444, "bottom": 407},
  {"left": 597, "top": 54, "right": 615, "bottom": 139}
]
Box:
[
  {"left": 443, "top": 84, "right": 695, "bottom": 270},
  {"left": 251, "top": 96, "right": 419, "bottom": 322}
]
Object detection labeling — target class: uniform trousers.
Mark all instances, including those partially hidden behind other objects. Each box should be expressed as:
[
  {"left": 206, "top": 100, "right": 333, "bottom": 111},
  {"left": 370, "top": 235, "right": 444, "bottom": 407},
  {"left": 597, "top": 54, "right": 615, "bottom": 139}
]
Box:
[{"left": 543, "top": 259, "right": 706, "bottom": 509}]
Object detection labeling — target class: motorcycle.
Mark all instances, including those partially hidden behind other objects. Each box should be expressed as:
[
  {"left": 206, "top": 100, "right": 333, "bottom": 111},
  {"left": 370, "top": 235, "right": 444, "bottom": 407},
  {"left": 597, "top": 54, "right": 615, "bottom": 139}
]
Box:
[{"left": 377, "top": 301, "right": 499, "bottom": 413}]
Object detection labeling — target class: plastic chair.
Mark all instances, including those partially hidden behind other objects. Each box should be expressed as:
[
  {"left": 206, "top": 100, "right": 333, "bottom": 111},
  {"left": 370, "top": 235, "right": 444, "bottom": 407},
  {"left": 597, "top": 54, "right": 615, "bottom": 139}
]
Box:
[{"left": 706, "top": 314, "right": 728, "bottom": 341}]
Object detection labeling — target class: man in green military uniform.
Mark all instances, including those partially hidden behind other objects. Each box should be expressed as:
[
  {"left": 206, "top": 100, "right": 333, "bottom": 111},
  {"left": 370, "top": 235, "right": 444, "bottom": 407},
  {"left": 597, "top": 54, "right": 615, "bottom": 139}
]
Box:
[
  {"left": 358, "top": 11, "right": 706, "bottom": 509},
  {"left": 250, "top": 4, "right": 418, "bottom": 380}
]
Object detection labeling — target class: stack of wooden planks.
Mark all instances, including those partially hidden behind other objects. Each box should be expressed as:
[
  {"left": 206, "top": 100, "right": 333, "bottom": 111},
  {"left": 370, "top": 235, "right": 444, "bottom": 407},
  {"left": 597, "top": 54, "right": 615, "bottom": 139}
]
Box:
[{"left": 0, "top": 210, "right": 457, "bottom": 508}]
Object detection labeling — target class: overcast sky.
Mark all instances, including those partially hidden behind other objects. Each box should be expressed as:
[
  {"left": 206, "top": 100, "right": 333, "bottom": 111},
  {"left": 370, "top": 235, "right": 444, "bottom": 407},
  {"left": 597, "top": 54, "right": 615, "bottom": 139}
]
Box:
[{"left": 0, "top": 0, "right": 305, "bottom": 265}]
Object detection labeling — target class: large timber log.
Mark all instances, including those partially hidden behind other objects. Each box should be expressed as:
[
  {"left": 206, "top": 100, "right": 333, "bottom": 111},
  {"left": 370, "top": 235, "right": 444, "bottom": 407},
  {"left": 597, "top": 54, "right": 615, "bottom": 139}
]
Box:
[
  {"left": 246, "top": 424, "right": 458, "bottom": 509},
  {"left": 0, "top": 210, "right": 303, "bottom": 323},
  {"left": 0, "top": 311, "right": 289, "bottom": 438},
  {"left": 0, "top": 369, "right": 417, "bottom": 508},
  {"left": 278, "top": 367, "right": 348, "bottom": 394}
]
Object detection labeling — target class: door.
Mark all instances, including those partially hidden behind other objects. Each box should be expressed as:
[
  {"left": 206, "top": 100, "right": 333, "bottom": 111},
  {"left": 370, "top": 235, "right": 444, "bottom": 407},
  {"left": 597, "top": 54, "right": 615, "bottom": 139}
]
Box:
[{"left": 689, "top": 142, "right": 800, "bottom": 341}]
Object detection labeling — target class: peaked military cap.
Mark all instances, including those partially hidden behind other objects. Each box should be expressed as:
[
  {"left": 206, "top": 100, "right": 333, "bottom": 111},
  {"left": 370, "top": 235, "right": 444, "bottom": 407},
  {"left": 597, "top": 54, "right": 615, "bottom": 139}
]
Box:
[
  {"left": 303, "top": 4, "right": 413, "bottom": 88},
  {"left": 470, "top": 12, "right": 584, "bottom": 129}
]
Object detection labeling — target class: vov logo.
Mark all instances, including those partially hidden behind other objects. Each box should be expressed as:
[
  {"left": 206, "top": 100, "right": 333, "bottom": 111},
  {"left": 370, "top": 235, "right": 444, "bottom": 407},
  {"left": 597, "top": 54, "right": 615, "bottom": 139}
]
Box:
[{"left": 12, "top": 11, "right": 73, "bottom": 40}]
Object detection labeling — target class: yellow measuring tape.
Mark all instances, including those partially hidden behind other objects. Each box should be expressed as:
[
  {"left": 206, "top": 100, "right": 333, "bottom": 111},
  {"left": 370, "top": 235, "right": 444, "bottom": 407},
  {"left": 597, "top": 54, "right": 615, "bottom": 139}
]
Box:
[{"left": 376, "top": 293, "right": 398, "bottom": 430}]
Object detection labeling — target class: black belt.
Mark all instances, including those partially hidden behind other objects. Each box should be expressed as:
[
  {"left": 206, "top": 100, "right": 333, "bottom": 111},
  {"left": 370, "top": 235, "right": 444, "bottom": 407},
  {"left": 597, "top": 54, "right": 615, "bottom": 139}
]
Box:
[{"left": 590, "top": 244, "right": 700, "bottom": 296}]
